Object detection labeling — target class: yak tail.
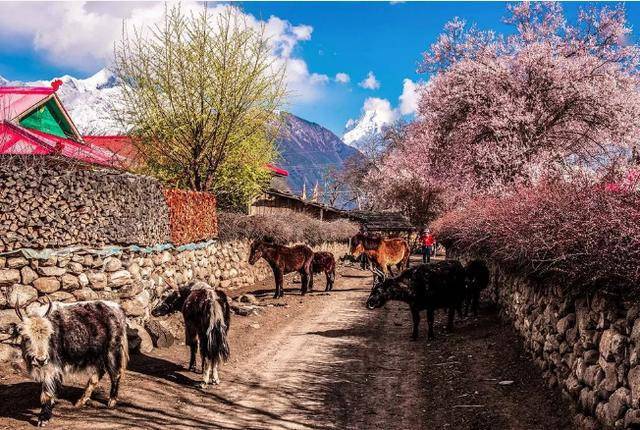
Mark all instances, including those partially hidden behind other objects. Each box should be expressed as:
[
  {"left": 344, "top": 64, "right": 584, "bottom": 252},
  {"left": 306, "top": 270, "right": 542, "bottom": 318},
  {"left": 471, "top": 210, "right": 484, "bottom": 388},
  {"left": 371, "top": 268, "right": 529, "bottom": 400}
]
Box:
[
  {"left": 206, "top": 292, "right": 230, "bottom": 363},
  {"left": 120, "top": 322, "right": 130, "bottom": 373}
]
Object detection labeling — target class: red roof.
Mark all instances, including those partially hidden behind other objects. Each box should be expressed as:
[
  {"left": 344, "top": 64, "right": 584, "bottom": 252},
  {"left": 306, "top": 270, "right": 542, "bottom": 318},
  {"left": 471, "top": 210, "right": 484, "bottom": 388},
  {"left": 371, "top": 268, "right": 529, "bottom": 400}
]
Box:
[
  {"left": 266, "top": 163, "right": 289, "bottom": 176},
  {"left": 83, "top": 135, "right": 139, "bottom": 161},
  {"left": 0, "top": 82, "right": 291, "bottom": 175},
  {"left": 0, "top": 121, "right": 120, "bottom": 166},
  {"left": 0, "top": 87, "right": 54, "bottom": 121}
]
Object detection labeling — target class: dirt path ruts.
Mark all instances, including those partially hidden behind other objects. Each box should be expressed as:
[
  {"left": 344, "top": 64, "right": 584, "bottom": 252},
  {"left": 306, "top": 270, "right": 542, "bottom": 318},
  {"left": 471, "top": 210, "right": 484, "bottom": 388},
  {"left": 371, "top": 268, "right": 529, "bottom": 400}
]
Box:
[{"left": 0, "top": 263, "right": 571, "bottom": 429}]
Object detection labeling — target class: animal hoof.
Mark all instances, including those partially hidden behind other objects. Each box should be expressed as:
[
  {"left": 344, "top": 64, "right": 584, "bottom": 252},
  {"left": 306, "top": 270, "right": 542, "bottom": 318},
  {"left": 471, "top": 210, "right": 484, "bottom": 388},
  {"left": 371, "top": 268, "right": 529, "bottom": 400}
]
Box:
[
  {"left": 107, "top": 399, "right": 117, "bottom": 409},
  {"left": 37, "top": 419, "right": 49, "bottom": 427},
  {"left": 74, "top": 399, "right": 87, "bottom": 408}
]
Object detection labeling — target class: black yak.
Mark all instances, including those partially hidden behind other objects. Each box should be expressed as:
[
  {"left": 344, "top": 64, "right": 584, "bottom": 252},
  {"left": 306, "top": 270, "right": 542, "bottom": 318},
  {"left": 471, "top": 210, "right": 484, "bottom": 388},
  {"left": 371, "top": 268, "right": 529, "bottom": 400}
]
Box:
[
  {"left": 312, "top": 251, "right": 336, "bottom": 291},
  {"left": 464, "top": 259, "right": 490, "bottom": 316},
  {"left": 248, "top": 240, "right": 314, "bottom": 298},
  {"left": 366, "top": 260, "right": 466, "bottom": 340},
  {"left": 10, "top": 299, "right": 128, "bottom": 427},
  {"left": 151, "top": 281, "right": 230, "bottom": 386}
]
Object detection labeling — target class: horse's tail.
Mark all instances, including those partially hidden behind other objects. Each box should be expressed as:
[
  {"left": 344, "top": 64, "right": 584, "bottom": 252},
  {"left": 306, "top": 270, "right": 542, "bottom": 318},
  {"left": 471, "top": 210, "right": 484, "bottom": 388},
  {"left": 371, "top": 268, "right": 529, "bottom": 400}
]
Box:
[{"left": 205, "top": 290, "right": 230, "bottom": 363}]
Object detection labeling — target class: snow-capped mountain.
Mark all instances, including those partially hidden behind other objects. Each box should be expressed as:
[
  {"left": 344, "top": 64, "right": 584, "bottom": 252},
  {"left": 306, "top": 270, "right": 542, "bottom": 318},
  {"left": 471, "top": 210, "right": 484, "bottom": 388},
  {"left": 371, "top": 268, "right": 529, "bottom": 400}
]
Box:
[
  {"left": 342, "top": 98, "right": 397, "bottom": 153},
  {"left": 3, "top": 68, "right": 123, "bottom": 134}
]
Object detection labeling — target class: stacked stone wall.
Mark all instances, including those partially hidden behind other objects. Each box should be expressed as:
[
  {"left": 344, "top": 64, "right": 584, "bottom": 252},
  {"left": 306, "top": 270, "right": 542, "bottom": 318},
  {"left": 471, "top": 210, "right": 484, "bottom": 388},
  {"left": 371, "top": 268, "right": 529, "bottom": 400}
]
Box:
[
  {"left": 0, "top": 156, "right": 170, "bottom": 250},
  {"left": 492, "top": 266, "right": 640, "bottom": 429}
]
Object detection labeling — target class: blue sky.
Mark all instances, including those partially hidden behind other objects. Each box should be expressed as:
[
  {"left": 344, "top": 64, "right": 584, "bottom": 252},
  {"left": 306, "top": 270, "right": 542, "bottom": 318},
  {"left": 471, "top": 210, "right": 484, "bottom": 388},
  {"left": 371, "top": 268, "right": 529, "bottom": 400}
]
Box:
[{"left": 1, "top": 2, "right": 640, "bottom": 136}]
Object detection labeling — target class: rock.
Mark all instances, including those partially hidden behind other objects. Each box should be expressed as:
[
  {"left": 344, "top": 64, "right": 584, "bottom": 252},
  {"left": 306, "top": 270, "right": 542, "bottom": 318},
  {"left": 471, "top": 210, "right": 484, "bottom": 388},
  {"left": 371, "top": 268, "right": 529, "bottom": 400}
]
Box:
[
  {"left": 0, "top": 269, "right": 21, "bottom": 287},
  {"left": 0, "top": 309, "right": 20, "bottom": 330},
  {"left": 607, "top": 387, "right": 631, "bottom": 423},
  {"left": 625, "top": 409, "right": 640, "bottom": 427},
  {"left": 61, "top": 274, "right": 80, "bottom": 290},
  {"left": 599, "top": 358, "right": 620, "bottom": 393},
  {"left": 579, "top": 387, "right": 598, "bottom": 415},
  {"left": 108, "top": 270, "right": 132, "bottom": 288},
  {"left": 104, "top": 257, "right": 122, "bottom": 272},
  {"left": 629, "top": 366, "right": 640, "bottom": 408},
  {"left": 20, "top": 266, "right": 38, "bottom": 285},
  {"left": 238, "top": 294, "right": 259, "bottom": 305},
  {"left": 78, "top": 273, "right": 89, "bottom": 288},
  {"left": 584, "top": 365, "right": 604, "bottom": 388},
  {"left": 564, "top": 374, "right": 582, "bottom": 398},
  {"left": 121, "top": 291, "right": 150, "bottom": 317},
  {"left": 583, "top": 349, "right": 599, "bottom": 365},
  {"left": 33, "top": 277, "right": 61, "bottom": 293},
  {"left": 144, "top": 320, "right": 174, "bottom": 348},
  {"left": 67, "top": 262, "right": 84, "bottom": 274},
  {"left": 72, "top": 288, "right": 98, "bottom": 301},
  {"left": 127, "top": 263, "right": 141, "bottom": 278},
  {"left": 600, "top": 329, "right": 626, "bottom": 362},
  {"left": 47, "top": 291, "right": 75, "bottom": 303},
  {"left": 87, "top": 272, "right": 107, "bottom": 290},
  {"left": 37, "top": 266, "right": 66, "bottom": 277},
  {"left": 6, "top": 257, "right": 28, "bottom": 269},
  {"left": 7, "top": 284, "right": 37, "bottom": 307},
  {"left": 0, "top": 344, "right": 20, "bottom": 363},
  {"left": 557, "top": 313, "right": 576, "bottom": 336},
  {"left": 249, "top": 323, "right": 261, "bottom": 329},
  {"left": 632, "top": 319, "right": 640, "bottom": 343},
  {"left": 118, "top": 282, "right": 143, "bottom": 299},
  {"left": 127, "top": 322, "right": 153, "bottom": 354}
]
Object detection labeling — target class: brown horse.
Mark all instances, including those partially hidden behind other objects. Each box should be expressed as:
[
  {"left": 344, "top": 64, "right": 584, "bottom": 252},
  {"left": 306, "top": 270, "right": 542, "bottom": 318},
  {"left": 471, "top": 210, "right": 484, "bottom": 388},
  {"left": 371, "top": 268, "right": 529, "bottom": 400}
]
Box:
[
  {"left": 312, "top": 251, "right": 336, "bottom": 291},
  {"left": 350, "top": 233, "right": 410, "bottom": 276},
  {"left": 248, "top": 240, "right": 314, "bottom": 298}
]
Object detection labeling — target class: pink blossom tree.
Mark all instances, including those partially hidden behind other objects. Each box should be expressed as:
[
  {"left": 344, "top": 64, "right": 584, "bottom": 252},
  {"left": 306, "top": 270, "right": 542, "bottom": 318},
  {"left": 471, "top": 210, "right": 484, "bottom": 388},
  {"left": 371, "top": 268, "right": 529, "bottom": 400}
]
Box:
[{"left": 383, "top": 2, "right": 640, "bottom": 197}]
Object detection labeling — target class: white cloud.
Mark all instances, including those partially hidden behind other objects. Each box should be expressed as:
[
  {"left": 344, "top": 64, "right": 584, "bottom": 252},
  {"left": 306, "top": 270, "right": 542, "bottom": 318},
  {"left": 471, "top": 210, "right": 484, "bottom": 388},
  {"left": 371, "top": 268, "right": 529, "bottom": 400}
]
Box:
[
  {"left": 358, "top": 71, "right": 380, "bottom": 90},
  {"left": 398, "top": 78, "right": 421, "bottom": 115},
  {"left": 0, "top": 2, "right": 327, "bottom": 104},
  {"left": 335, "top": 72, "right": 350, "bottom": 84}
]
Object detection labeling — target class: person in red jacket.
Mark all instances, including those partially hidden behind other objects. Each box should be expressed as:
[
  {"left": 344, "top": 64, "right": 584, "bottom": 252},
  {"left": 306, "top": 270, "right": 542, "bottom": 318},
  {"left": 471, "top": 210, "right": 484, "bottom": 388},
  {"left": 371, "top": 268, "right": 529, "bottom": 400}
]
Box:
[{"left": 420, "top": 229, "right": 435, "bottom": 263}]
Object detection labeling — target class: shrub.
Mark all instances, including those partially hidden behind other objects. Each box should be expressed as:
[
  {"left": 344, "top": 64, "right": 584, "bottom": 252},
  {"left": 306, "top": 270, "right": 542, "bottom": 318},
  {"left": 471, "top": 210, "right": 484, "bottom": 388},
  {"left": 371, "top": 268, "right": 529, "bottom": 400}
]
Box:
[
  {"left": 433, "top": 181, "right": 640, "bottom": 293},
  {"left": 163, "top": 189, "right": 218, "bottom": 245},
  {"left": 217, "top": 211, "right": 358, "bottom": 246}
]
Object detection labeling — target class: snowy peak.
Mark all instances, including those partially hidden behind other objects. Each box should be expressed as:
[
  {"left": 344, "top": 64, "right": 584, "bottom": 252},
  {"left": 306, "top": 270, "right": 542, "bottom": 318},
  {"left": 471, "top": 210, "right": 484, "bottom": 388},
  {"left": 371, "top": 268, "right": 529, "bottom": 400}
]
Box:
[
  {"left": 342, "top": 97, "right": 399, "bottom": 151},
  {"left": 0, "top": 68, "right": 124, "bottom": 134}
]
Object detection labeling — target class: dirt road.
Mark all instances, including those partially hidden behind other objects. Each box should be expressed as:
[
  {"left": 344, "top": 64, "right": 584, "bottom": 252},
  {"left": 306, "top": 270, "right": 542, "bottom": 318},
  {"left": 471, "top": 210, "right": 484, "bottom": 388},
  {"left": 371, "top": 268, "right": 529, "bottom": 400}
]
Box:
[{"left": 0, "top": 263, "right": 572, "bottom": 429}]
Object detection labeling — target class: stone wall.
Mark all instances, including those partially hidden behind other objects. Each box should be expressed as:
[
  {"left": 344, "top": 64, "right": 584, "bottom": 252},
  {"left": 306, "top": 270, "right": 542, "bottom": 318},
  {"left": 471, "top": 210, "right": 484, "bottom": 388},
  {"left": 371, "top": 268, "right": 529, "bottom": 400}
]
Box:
[
  {"left": 492, "top": 265, "right": 640, "bottom": 429},
  {"left": 0, "top": 155, "right": 170, "bottom": 251},
  {"left": 0, "top": 240, "right": 273, "bottom": 317}
]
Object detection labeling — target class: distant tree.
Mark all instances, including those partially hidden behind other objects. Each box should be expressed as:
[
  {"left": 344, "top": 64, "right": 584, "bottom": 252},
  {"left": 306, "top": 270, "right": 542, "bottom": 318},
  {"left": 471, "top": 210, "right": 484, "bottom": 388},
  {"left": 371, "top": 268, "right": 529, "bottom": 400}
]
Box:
[
  {"left": 113, "top": 5, "right": 285, "bottom": 206},
  {"left": 390, "top": 2, "right": 640, "bottom": 196}
]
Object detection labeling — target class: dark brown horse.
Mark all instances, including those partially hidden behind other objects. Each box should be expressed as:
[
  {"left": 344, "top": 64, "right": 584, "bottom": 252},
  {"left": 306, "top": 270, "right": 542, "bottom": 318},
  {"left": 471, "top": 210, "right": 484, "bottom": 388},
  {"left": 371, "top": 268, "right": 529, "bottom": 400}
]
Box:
[
  {"left": 350, "top": 233, "right": 410, "bottom": 276},
  {"left": 248, "top": 240, "right": 314, "bottom": 298},
  {"left": 312, "top": 251, "right": 336, "bottom": 291}
]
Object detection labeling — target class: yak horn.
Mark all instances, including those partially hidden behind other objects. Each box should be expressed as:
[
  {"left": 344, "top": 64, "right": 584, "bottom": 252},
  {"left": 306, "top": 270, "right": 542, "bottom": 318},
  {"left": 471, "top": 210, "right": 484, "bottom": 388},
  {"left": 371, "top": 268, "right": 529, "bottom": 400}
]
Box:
[
  {"left": 15, "top": 298, "right": 23, "bottom": 322},
  {"left": 43, "top": 296, "right": 53, "bottom": 318}
]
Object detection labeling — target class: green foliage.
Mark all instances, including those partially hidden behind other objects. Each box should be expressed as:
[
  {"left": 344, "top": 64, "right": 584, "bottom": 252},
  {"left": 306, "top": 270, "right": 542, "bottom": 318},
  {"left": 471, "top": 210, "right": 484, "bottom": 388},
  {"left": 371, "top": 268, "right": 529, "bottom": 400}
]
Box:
[{"left": 113, "top": 4, "right": 285, "bottom": 206}]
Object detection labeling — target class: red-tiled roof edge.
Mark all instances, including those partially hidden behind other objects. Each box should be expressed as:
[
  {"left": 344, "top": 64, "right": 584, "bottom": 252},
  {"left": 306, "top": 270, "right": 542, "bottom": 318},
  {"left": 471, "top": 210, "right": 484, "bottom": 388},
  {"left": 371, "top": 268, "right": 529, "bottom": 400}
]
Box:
[
  {"left": 266, "top": 163, "right": 288, "bottom": 176},
  {"left": 0, "top": 87, "right": 55, "bottom": 95}
]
